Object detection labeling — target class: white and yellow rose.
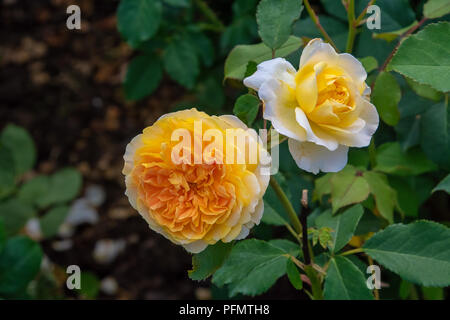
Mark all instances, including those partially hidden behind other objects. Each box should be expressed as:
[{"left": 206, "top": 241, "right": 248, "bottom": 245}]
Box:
[{"left": 244, "top": 38, "right": 379, "bottom": 174}]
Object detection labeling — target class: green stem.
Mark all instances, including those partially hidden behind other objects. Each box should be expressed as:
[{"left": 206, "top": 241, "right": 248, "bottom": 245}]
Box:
[
  {"left": 345, "top": 0, "right": 356, "bottom": 53},
  {"left": 368, "top": 138, "right": 376, "bottom": 169},
  {"left": 194, "top": 0, "right": 225, "bottom": 32},
  {"left": 303, "top": 0, "right": 339, "bottom": 52},
  {"left": 340, "top": 247, "right": 364, "bottom": 256},
  {"left": 305, "top": 265, "right": 323, "bottom": 300},
  {"left": 286, "top": 224, "right": 302, "bottom": 245},
  {"left": 269, "top": 177, "right": 303, "bottom": 234}
]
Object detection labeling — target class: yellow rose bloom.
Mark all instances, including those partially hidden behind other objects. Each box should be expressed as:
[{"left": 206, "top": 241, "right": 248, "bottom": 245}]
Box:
[
  {"left": 122, "top": 108, "right": 270, "bottom": 253},
  {"left": 244, "top": 38, "right": 379, "bottom": 174}
]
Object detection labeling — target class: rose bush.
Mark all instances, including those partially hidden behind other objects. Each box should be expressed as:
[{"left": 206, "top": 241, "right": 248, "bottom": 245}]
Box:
[{"left": 115, "top": 0, "right": 450, "bottom": 301}]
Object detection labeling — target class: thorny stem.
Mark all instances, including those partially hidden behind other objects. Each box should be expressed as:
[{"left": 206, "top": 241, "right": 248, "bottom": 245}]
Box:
[
  {"left": 300, "top": 190, "right": 324, "bottom": 300},
  {"left": 300, "top": 191, "right": 312, "bottom": 265},
  {"left": 269, "top": 177, "right": 303, "bottom": 235},
  {"left": 303, "top": 0, "right": 339, "bottom": 52},
  {"left": 345, "top": 0, "right": 356, "bottom": 53}
]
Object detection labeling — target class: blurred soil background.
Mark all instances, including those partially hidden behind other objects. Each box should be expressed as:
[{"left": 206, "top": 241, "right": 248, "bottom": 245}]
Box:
[{"left": 0, "top": 0, "right": 301, "bottom": 299}]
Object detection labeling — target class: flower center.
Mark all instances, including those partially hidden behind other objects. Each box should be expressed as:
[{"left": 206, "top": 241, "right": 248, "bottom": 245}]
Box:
[{"left": 134, "top": 160, "right": 237, "bottom": 239}]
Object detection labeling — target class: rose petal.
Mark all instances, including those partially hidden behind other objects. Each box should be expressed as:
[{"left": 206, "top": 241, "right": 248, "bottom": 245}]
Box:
[
  {"left": 288, "top": 139, "right": 348, "bottom": 174},
  {"left": 244, "top": 58, "right": 296, "bottom": 91},
  {"left": 259, "top": 78, "right": 307, "bottom": 141},
  {"left": 295, "top": 107, "right": 339, "bottom": 151}
]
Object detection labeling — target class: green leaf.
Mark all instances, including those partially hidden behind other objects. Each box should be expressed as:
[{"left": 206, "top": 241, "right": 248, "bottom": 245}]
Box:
[
  {"left": 432, "top": 174, "right": 450, "bottom": 194},
  {"left": 212, "top": 239, "right": 295, "bottom": 297},
  {"left": 0, "top": 144, "right": 15, "bottom": 199},
  {"left": 293, "top": 15, "right": 348, "bottom": 53},
  {"left": 256, "top": 0, "right": 302, "bottom": 50},
  {"left": 315, "top": 205, "right": 364, "bottom": 253},
  {"left": 77, "top": 272, "right": 100, "bottom": 299},
  {"left": 374, "top": 0, "right": 416, "bottom": 32},
  {"left": 0, "top": 199, "right": 34, "bottom": 237},
  {"left": 324, "top": 256, "right": 374, "bottom": 300},
  {"left": 372, "top": 72, "right": 401, "bottom": 126},
  {"left": 220, "top": 0, "right": 259, "bottom": 51},
  {"left": 375, "top": 142, "right": 437, "bottom": 176},
  {"left": 420, "top": 102, "right": 450, "bottom": 168},
  {"left": 37, "top": 168, "right": 82, "bottom": 208},
  {"left": 363, "top": 220, "right": 450, "bottom": 286},
  {"left": 388, "top": 176, "right": 419, "bottom": 217},
  {"left": 117, "top": 0, "right": 162, "bottom": 48},
  {"left": 423, "top": 0, "right": 450, "bottom": 19},
  {"left": 40, "top": 206, "right": 69, "bottom": 238},
  {"left": 406, "top": 77, "right": 443, "bottom": 102},
  {"left": 322, "top": 0, "right": 416, "bottom": 32},
  {"left": 164, "top": 0, "right": 190, "bottom": 7},
  {"left": 396, "top": 114, "right": 421, "bottom": 151},
  {"left": 17, "top": 175, "right": 50, "bottom": 206},
  {"left": 389, "top": 22, "right": 450, "bottom": 92},
  {"left": 186, "top": 30, "right": 215, "bottom": 68},
  {"left": 422, "top": 286, "right": 444, "bottom": 300},
  {"left": 163, "top": 37, "right": 199, "bottom": 89},
  {"left": 356, "top": 27, "right": 396, "bottom": 65},
  {"left": 320, "top": 0, "right": 361, "bottom": 22},
  {"left": 124, "top": 54, "right": 163, "bottom": 101},
  {"left": 194, "top": 76, "right": 225, "bottom": 113},
  {"left": 0, "top": 236, "right": 42, "bottom": 296},
  {"left": 313, "top": 173, "right": 332, "bottom": 201},
  {"left": 330, "top": 166, "right": 370, "bottom": 213},
  {"left": 398, "top": 90, "right": 433, "bottom": 118},
  {"left": 224, "top": 36, "right": 302, "bottom": 81},
  {"left": 347, "top": 148, "right": 370, "bottom": 169},
  {"left": 373, "top": 21, "right": 419, "bottom": 42},
  {"left": 410, "top": 175, "right": 435, "bottom": 205},
  {"left": 261, "top": 201, "right": 288, "bottom": 226},
  {"left": 233, "top": 94, "right": 260, "bottom": 126},
  {"left": 286, "top": 258, "right": 302, "bottom": 290},
  {"left": 244, "top": 61, "right": 257, "bottom": 78},
  {"left": 358, "top": 57, "right": 378, "bottom": 73},
  {"left": 0, "top": 124, "right": 36, "bottom": 177},
  {"left": 268, "top": 239, "right": 299, "bottom": 256},
  {"left": 354, "top": 210, "right": 382, "bottom": 236},
  {"left": 363, "top": 171, "right": 396, "bottom": 224},
  {"left": 188, "top": 242, "right": 233, "bottom": 281},
  {"left": 0, "top": 219, "right": 5, "bottom": 252},
  {"left": 221, "top": 15, "right": 258, "bottom": 52}
]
